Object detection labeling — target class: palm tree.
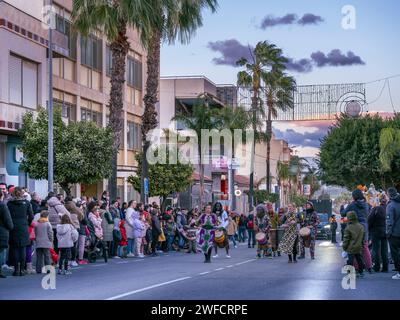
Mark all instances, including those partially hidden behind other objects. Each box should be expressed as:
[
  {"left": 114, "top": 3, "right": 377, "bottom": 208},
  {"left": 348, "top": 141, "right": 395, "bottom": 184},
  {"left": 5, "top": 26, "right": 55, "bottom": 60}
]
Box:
[
  {"left": 276, "top": 160, "right": 289, "bottom": 206},
  {"left": 263, "top": 67, "right": 296, "bottom": 194},
  {"left": 237, "top": 41, "right": 277, "bottom": 210},
  {"left": 172, "top": 98, "right": 219, "bottom": 208},
  {"left": 141, "top": 0, "right": 218, "bottom": 203},
  {"left": 288, "top": 156, "right": 309, "bottom": 194},
  {"left": 216, "top": 106, "right": 251, "bottom": 209},
  {"left": 72, "top": 0, "right": 155, "bottom": 200}
]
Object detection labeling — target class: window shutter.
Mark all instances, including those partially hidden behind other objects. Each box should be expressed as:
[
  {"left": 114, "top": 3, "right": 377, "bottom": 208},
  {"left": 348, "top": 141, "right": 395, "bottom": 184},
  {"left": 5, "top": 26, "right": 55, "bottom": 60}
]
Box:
[
  {"left": 9, "top": 55, "right": 22, "bottom": 105},
  {"left": 22, "top": 60, "right": 38, "bottom": 109}
]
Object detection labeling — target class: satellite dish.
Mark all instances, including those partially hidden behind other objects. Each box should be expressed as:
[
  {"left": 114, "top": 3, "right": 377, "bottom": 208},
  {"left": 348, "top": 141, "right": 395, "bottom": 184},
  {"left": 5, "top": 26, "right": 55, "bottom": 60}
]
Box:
[{"left": 345, "top": 100, "right": 362, "bottom": 117}]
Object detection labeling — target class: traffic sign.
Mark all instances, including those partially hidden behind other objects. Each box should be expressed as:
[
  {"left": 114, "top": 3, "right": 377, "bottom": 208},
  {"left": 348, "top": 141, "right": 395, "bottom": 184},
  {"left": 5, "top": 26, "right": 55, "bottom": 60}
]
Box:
[{"left": 227, "top": 158, "right": 241, "bottom": 170}]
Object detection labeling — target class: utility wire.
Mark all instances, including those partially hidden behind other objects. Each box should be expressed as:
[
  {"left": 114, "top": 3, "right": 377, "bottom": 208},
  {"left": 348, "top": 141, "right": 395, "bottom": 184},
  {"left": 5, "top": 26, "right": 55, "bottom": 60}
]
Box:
[
  {"left": 365, "top": 74, "right": 400, "bottom": 84},
  {"left": 366, "top": 79, "right": 387, "bottom": 105},
  {"left": 387, "top": 79, "right": 397, "bottom": 113}
]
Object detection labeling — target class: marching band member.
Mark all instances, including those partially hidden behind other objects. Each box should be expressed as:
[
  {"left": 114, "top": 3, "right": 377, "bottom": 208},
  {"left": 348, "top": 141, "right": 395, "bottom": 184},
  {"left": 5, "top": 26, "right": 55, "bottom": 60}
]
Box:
[
  {"left": 212, "top": 202, "right": 230, "bottom": 259},
  {"left": 255, "top": 204, "right": 271, "bottom": 258},
  {"left": 278, "top": 203, "right": 299, "bottom": 263},
  {"left": 298, "top": 201, "right": 319, "bottom": 260},
  {"left": 197, "top": 204, "right": 218, "bottom": 263}
]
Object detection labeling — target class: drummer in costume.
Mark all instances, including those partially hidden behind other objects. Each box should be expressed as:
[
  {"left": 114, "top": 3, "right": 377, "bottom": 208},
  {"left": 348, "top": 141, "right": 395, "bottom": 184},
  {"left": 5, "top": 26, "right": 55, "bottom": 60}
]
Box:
[
  {"left": 212, "top": 202, "right": 231, "bottom": 258},
  {"left": 298, "top": 201, "right": 319, "bottom": 260},
  {"left": 266, "top": 202, "right": 280, "bottom": 257},
  {"left": 197, "top": 204, "right": 218, "bottom": 263},
  {"left": 255, "top": 204, "right": 271, "bottom": 258},
  {"left": 278, "top": 203, "right": 299, "bottom": 263}
]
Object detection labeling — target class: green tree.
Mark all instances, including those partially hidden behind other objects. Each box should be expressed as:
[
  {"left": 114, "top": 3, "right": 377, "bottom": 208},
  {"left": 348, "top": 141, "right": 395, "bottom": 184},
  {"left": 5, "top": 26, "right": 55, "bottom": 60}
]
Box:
[
  {"left": 72, "top": 0, "right": 155, "bottom": 201},
  {"left": 172, "top": 100, "right": 219, "bottom": 208},
  {"left": 128, "top": 148, "right": 193, "bottom": 209},
  {"left": 141, "top": 0, "right": 218, "bottom": 203},
  {"left": 318, "top": 114, "right": 387, "bottom": 189},
  {"left": 19, "top": 107, "right": 113, "bottom": 196},
  {"left": 302, "top": 167, "right": 320, "bottom": 198}
]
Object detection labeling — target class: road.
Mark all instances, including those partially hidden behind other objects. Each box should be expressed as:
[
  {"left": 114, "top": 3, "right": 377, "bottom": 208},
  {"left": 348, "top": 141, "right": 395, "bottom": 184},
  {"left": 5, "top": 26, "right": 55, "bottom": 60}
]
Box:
[{"left": 0, "top": 239, "right": 399, "bottom": 300}]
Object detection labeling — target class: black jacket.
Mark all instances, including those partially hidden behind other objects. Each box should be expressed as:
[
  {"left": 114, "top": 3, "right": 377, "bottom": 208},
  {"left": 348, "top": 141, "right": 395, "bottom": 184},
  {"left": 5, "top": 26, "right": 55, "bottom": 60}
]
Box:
[
  {"left": 0, "top": 202, "right": 14, "bottom": 248},
  {"left": 368, "top": 204, "right": 387, "bottom": 238},
  {"left": 7, "top": 199, "right": 34, "bottom": 247},
  {"left": 151, "top": 214, "right": 162, "bottom": 236},
  {"left": 30, "top": 200, "right": 41, "bottom": 214}
]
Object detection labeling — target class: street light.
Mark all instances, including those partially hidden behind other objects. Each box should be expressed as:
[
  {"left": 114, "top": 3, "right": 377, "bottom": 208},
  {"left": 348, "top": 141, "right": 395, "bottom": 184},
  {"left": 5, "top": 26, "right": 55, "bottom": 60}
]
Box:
[{"left": 47, "top": 0, "right": 54, "bottom": 193}]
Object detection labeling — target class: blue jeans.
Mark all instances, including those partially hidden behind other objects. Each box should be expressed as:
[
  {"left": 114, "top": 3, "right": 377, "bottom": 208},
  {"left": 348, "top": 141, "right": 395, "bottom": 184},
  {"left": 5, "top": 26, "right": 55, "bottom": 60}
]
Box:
[
  {"left": 229, "top": 235, "right": 237, "bottom": 247},
  {"left": 127, "top": 239, "right": 134, "bottom": 254},
  {"left": 0, "top": 248, "right": 6, "bottom": 266},
  {"left": 117, "top": 245, "right": 127, "bottom": 257},
  {"left": 167, "top": 235, "right": 175, "bottom": 252},
  {"left": 247, "top": 229, "right": 255, "bottom": 246},
  {"left": 178, "top": 233, "right": 186, "bottom": 248},
  {"left": 238, "top": 226, "right": 246, "bottom": 242}
]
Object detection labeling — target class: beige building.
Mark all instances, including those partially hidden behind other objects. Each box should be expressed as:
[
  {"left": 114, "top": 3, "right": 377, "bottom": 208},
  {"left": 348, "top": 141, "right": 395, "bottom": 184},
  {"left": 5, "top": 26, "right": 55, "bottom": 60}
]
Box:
[
  {"left": 0, "top": 0, "right": 147, "bottom": 201},
  {"left": 159, "top": 76, "right": 292, "bottom": 211}
]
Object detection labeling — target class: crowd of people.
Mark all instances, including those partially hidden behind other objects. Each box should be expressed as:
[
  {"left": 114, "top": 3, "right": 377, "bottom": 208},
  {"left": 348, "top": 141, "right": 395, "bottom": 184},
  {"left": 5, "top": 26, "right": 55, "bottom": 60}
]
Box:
[{"left": 0, "top": 181, "right": 399, "bottom": 282}]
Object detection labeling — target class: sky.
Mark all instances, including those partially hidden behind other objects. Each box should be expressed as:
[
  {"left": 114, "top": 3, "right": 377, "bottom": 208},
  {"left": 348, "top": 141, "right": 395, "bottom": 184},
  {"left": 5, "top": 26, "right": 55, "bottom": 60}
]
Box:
[{"left": 160, "top": 0, "right": 400, "bottom": 157}]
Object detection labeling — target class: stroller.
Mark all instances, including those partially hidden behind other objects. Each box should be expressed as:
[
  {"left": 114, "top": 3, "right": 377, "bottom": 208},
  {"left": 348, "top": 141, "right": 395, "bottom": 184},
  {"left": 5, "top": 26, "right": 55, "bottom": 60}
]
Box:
[{"left": 85, "top": 219, "right": 108, "bottom": 263}]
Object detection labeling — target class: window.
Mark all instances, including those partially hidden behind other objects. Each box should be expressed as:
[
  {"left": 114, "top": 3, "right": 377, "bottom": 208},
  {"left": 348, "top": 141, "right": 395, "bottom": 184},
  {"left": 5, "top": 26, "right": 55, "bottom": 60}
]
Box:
[
  {"left": 56, "top": 14, "right": 77, "bottom": 60},
  {"left": 9, "top": 55, "right": 38, "bottom": 109},
  {"left": 106, "top": 45, "right": 113, "bottom": 77},
  {"left": 81, "top": 36, "right": 102, "bottom": 71},
  {"left": 127, "top": 57, "right": 142, "bottom": 89},
  {"left": 54, "top": 99, "right": 76, "bottom": 123},
  {"left": 81, "top": 107, "right": 102, "bottom": 127},
  {"left": 127, "top": 121, "right": 142, "bottom": 150}
]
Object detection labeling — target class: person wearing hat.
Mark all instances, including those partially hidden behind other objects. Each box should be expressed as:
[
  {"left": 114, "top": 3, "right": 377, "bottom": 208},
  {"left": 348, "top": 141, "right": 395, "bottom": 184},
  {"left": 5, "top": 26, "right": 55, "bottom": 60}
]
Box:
[
  {"left": 298, "top": 201, "right": 319, "bottom": 260},
  {"left": 386, "top": 187, "right": 400, "bottom": 280},
  {"left": 368, "top": 195, "right": 389, "bottom": 272},
  {"left": 345, "top": 188, "right": 373, "bottom": 272},
  {"left": 330, "top": 214, "right": 338, "bottom": 243}
]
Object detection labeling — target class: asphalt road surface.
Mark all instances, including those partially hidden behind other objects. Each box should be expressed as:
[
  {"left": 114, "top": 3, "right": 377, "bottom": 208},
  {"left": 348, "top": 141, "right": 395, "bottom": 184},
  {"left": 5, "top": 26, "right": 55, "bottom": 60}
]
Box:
[{"left": 0, "top": 239, "right": 399, "bottom": 300}]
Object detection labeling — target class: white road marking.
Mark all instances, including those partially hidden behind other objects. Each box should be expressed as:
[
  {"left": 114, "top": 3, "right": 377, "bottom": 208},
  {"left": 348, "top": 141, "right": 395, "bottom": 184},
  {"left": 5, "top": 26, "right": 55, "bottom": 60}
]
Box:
[
  {"left": 105, "top": 277, "right": 192, "bottom": 300},
  {"left": 90, "top": 264, "right": 108, "bottom": 267},
  {"left": 199, "top": 271, "right": 211, "bottom": 275},
  {"left": 235, "top": 259, "right": 255, "bottom": 266},
  {"left": 226, "top": 265, "right": 234, "bottom": 268},
  {"left": 215, "top": 268, "right": 224, "bottom": 271},
  {"left": 116, "top": 261, "right": 129, "bottom": 264}
]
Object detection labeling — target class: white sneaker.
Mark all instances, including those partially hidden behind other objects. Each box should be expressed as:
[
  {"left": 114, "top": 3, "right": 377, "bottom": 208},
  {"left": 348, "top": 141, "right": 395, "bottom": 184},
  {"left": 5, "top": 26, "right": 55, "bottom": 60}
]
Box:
[
  {"left": 138, "top": 254, "right": 145, "bottom": 258},
  {"left": 70, "top": 261, "right": 78, "bottom": 267},
  {"left": 392, "top": 273, "right": 400, "bottom": 280},
  {"left": 126, "top": 253, "right": 135, "bottom": 258},
  {"left": 213, "top": 254, "right": 219, "bottom": 258},
  {"left": 112, "top": 256, "right": 121, "bottom": 259},
  {"left": 2, "top": 264, "right": 13, "bottom": 272},
  {"left": 226, "top": 255, "right": 231, "bottom": 258},
  {"left": 234, "top": 245, "right": 238, "bottom": 248}
]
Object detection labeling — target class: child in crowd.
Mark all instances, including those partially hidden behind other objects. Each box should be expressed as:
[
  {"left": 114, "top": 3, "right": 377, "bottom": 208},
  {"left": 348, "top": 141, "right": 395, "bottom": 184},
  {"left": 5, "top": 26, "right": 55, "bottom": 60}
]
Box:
[
  {"left": 343, "top": 211, "right": 365, "bottom": 278},
  {"left": 34, "top": 211, "right": 53, "bottom": 273},
  {"left": 56, "top": 214, "right": 78, "bottom": 275},
  {"left": 118, "top": 219, "right": 128, "bottom": 258},
  {"left": 185, "top": 215, "right": 198, "bottom": 254}
]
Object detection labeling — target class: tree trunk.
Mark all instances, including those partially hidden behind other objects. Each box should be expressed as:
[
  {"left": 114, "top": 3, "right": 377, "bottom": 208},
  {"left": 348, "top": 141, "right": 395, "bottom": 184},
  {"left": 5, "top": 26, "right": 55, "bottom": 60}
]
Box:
[
  {"left": 266, "top": 100, "right": 273, "bottom": 195},
  {"left": 60, "top": 183, "right": 71, "bottom": 197},
  {"left": 141, "top": 28, "right": 161, "bottom": 204},
  {"left": 199, "top": 143, "right": 205, "bottom": 210},
  {"left": 249, "top": 92, "right": 258, "bottom": 211},
  {"left": 108, "top": 23, "right": 129, "bottom": 202}
]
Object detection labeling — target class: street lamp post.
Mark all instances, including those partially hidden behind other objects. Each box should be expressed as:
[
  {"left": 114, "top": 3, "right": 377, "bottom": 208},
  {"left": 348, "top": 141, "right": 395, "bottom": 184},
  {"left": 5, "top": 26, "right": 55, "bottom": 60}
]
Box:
[{"left": 47, "top": 0, "right": 54, "bottom": 193}]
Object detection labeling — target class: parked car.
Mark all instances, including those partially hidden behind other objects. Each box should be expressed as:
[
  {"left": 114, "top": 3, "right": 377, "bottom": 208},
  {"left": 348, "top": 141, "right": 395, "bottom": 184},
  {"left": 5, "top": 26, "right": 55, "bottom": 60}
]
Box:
[{"left": 316, "top": 213, "right": 331, "bottom": 240}]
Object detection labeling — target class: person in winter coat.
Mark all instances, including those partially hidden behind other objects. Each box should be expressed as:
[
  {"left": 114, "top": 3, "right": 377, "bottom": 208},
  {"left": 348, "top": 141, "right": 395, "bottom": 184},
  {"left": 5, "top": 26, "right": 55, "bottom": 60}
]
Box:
[
  {"left": 298, "top": 201, "right": 319, "bottom": 260},
  {"left": 47, "top": 192, "right": 70, "bottom": 253},
  {"left": 118, "top": 219, "right": 128, "bottom": 258},
  {"left": 77, "top": 202, "right": 89, "bottom": 265},
  {"left": 330, "top": 215, "right": 338, "bottom": 244},
  {"left": 176, "top": 208, "right": 188, "bottom": 250},
  {"left": 386, "top": 187, "right": 400, "bottom": 280},
  {"left": 227, "top": 214, "right": 237, "bottom": 248},
  {"left": 56, "top": 214, "right": 78, "bottom": 275},
  {"left": 368, "top": 196, "right": 389, "bottom": 272},
  {"left": 132, "top": 210, "right": 145, "bottom": 257},
  {"left": 64, "top": 197, "right": 82, "bottom": 267},
  {"left": 100, "top": 203, "right": 114, "bottom": 257},
  {"left": 247, "top": 212, "right": 256, "bottom": 248},
  {"left": 238, "top": 214, "right": 247, "bottom": 243},
  {"left": 110, "top": 200, "right": 121, "bottom": 258},
  {"left": 7, "top": 187, "right": 34, "bottom": 276},
  {"left": 345, "top": 189, "right": 373, "bottom": 272},
  {"left": 30, "top": 192, "right": 41, "bottom": 214},
  {"left": 151, "top": 209, "right": 162, "bottom": 256},
  {"left": 343, "top": 211, "right": 365, "bottom": 277},
  {"left": 34, "top": 211, "right": 53, "bottom": 273},
  {"left": 0, "top": 192, "right": 13, "bottom": 278},
  {"left": 125, "top": 200, "right": 137, "bottom": 257},
  {"left": 88, "top": 207, "right": 103, "bottom": 240}
]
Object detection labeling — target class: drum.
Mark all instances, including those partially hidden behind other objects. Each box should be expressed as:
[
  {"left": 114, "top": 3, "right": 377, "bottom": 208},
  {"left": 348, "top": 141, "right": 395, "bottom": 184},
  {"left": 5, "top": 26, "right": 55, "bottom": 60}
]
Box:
[
  {"left": 214, "top": 230, "right": 225, "bottom": 245},
  {"left": 299, "top": 227, "right": 311, "bottom": 248},
  {"left": 256, "top": 232, "right": 268, "bottom": 246},
  {"left": 269, "top": 229, "right": 277, "bottom": 250}
]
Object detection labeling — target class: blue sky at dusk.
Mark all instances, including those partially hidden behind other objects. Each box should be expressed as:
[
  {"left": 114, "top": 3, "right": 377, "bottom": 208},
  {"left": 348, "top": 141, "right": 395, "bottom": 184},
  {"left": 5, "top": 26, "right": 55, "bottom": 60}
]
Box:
[{"left": 160, "top": 0, "right": 400, "bottom": 157}]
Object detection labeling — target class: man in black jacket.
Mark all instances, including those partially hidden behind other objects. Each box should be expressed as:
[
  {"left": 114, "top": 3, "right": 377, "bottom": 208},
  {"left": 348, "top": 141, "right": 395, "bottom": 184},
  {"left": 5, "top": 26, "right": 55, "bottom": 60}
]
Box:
[
  {"left": 151, "top": 209, "right": 162, "bottom": 256},
  {"left": 0, "top": 192, "right": 14, "bottom": 278},
  {"left": 368, "top": 196, "right": 389, "bottom": 272}
]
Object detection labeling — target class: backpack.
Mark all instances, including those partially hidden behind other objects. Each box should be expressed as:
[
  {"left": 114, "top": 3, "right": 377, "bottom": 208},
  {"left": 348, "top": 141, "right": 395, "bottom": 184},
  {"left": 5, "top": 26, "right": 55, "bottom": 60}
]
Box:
[{"left": 247, "top": 216, "right": 254, "bottom": 229}]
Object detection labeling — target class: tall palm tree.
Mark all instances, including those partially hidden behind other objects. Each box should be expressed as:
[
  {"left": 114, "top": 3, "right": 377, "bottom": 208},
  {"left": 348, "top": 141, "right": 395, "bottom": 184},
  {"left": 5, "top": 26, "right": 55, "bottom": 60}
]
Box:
[
  {"left": 277, "top": 160, "right": 289, "bottom": 206},
  {"left": 236, "top": 41, "right": 280, "bottom": 210},
  {"left": 216, "top": 106, "right": 251, "bottom": 209},
  {"left": 141, "top": 0, "right": 218, "bottom": 203},
  {"left": 263, "top": 67, "right": 296, "bottom": 194},
  {"left": 172, "top": 99, "right": 219, "bottom": 209},
  {"left": 72, "top": 0, "right": 155, "bottom": 200},
  {"left": 288, "top": 156, "right": 309, "bottom": 194}
]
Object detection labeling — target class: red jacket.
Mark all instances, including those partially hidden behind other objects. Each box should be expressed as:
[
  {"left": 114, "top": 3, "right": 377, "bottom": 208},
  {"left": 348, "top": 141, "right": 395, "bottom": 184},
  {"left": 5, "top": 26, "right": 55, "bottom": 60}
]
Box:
[{"left": 119, "top": 220, "right": 128, "bottom": 246}]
